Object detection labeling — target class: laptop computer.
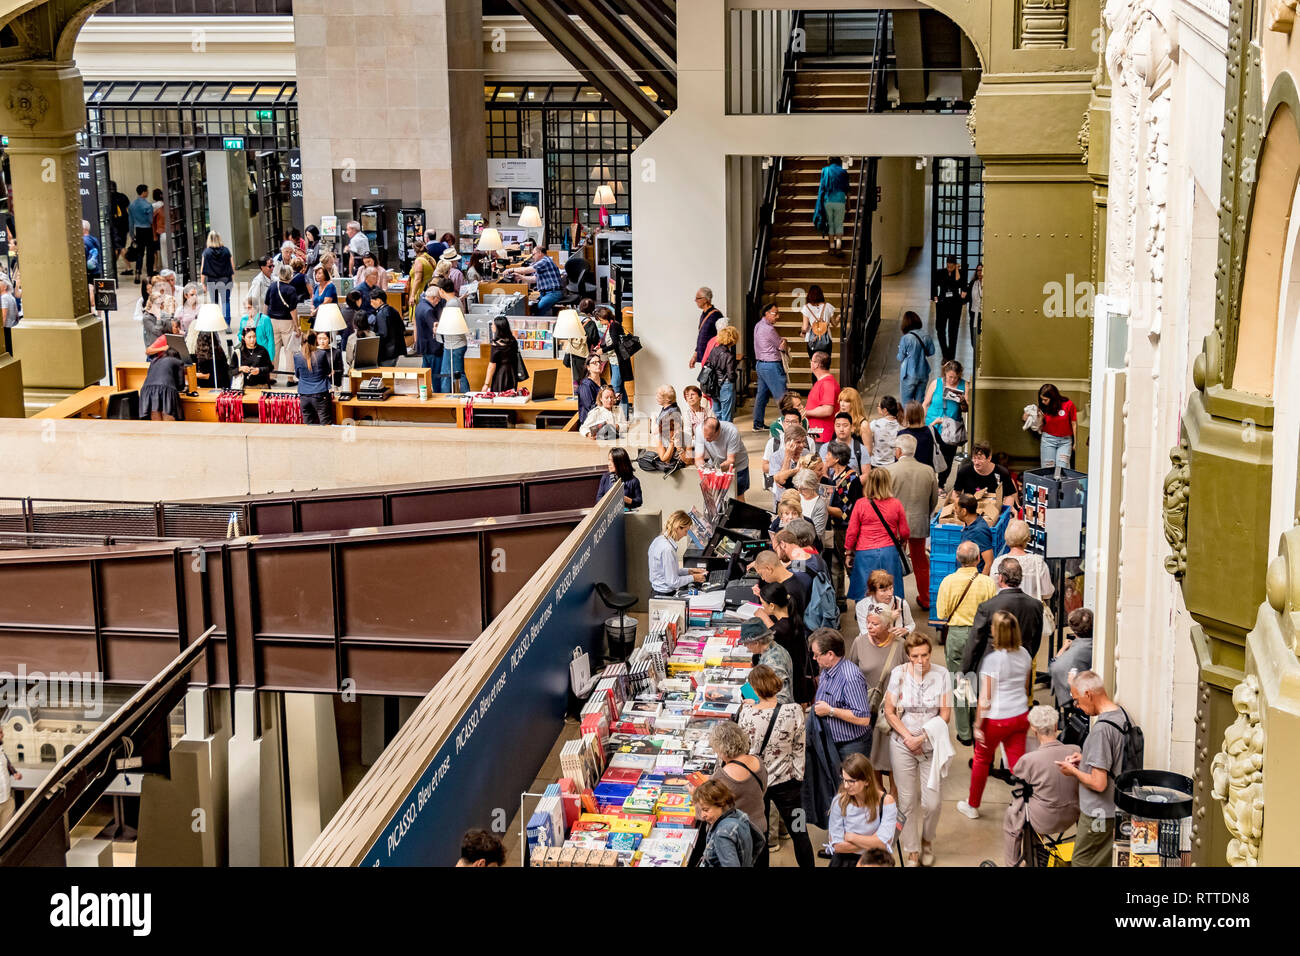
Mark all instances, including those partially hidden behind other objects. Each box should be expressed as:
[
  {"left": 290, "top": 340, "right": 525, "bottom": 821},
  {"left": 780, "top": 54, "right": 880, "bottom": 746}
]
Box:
[
  {"left": 164, "top": 334, "right": 192, "bottom": 363},
  {"left": 352, "top": 335, "right": 380, "bottom": 369},
  {"left": 529, "top": 366, "right": 559, "bottom": 401}
]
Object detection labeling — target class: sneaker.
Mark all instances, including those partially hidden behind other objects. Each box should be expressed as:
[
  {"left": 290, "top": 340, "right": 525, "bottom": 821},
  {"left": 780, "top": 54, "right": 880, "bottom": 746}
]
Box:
[
  {"left": 752, "top": 423, "right": 767, "bottom": 432},
  {"left": 956, "top": 800, "right": 980, "bottom": 820},
  {"left": 921, "top": 845, "right": 935, "bottom": 866}
]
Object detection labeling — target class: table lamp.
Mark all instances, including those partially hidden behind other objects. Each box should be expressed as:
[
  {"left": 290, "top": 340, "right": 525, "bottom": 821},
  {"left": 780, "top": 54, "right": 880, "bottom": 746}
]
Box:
[
  {"left": 477, "top": 228, "right": 504, "bottom": 253},
  {"left": 518, "top": 206, "right": 542, "bottom": 229},
  {"left": 313, "top": 303, "right": 348, "bottom": 391},
  {"left": 194, "top": 304, "right": 228, "bottom": 390},
  {"left": 438, "top": 305, "right": 471, "bottom": 395},
  {"left": 593, "top": 185, "right": 615, "bottom": 229},
  {"left": 554, "top": 308, "right": 584, "bottom": 342}
]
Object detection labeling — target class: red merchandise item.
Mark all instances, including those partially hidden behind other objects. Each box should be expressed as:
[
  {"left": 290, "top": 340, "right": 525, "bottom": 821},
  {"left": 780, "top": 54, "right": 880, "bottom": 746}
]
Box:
[
  {"left": 805, "top": 373, "right": 840, "bottom": 443},
  {"left": 1040, "top": 398, "right": 1077, "bottom": 438}
]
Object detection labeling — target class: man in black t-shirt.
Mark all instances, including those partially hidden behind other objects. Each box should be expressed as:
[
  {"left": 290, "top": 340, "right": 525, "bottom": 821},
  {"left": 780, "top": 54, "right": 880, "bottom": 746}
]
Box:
[
  {"left": 950, "top": 441, "right": 1018, "bottom": 510},
  {"left": 932, "top": 255, "right": 967, "bottom": 362}
]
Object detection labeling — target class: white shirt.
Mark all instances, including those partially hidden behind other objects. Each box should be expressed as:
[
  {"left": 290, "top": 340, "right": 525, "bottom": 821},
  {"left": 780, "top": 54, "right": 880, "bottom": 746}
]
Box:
[
  {"left": 581, "top": 405, "right": 620, "bottom": 438},
  {"left": 648, "top": 534, "right": 693, "bottom": 594},
  {"left": 347, "top": 232, "right": 370, "bottom": 256},
  {"left": 990, "top": 552, "right": 1054, "bottom": 601},
  {"left": 856, "top": 594, "right": 915, "bottom": 642},
  {"left": 980, "top": 647, "right": 1033, "bottom": 720},
  {"left": 888, "top": 663, "right": 952, "bottom": 737},
  {"left": 248, "top": 270, "right": 272, "bottom": 311},
  {"left": 802, "top": 302, "right": 836, "bottom": 341},
  {"left": 0, "top": 752, "right": 14, "bottom": 804}
]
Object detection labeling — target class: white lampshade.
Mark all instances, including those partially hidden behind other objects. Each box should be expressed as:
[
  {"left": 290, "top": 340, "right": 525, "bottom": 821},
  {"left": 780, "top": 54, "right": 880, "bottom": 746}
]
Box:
[
  {"left": 439, "top": 304, "right": 470, "bottom": 336},
  {"left": 194, "top": 303, "right": 227, "bottom": 333},
  {"left": 477, "top": 228, "right": 504, "bottom": 252},
  {"left": 518, "top": 205, "right": 543, "bottom": 228},
  {"left": 554, "top": 308, "right": 585, "bottom": 341},
  {"left": 313, "top": 302, "right": 347, "bottom": 333},
  {"left": 593, "top": 185, "right": 616, "bottom": 206}
]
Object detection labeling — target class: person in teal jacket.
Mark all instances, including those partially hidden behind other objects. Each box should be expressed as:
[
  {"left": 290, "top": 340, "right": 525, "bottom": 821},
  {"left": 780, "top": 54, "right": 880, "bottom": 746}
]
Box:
[
  {"left": 814, "top": 157, "right": 851, "bottom": 257},
  {"left": 233, "top": 295, "right": 277, "bottom": 365}
]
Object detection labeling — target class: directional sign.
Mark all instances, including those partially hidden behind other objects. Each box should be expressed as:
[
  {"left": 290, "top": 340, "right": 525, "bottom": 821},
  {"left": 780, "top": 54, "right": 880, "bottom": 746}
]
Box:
[
  {"left": 93, "top": 278, "right": 118, "bottom": 312},
  {"left": 287, "top": 148, "right": 304, "bottom": 231},
  {"left": 223, "top": 137, "right": 245, "bottom": 151}
]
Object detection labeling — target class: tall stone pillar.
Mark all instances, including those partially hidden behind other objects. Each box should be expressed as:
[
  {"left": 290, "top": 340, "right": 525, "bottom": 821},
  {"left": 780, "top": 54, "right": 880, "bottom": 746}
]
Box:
[{"left": 0, "top": 62, "right": 105, "bottom": 403}]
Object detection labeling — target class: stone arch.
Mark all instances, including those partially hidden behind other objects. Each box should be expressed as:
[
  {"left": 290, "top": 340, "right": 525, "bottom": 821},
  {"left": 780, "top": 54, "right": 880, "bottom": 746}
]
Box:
[
  {"left": 1235, "top": 75, "right": 1300, "bottom": 397},
  {"left": 913, "top": 0, "right": 989, "bottom": 74}
]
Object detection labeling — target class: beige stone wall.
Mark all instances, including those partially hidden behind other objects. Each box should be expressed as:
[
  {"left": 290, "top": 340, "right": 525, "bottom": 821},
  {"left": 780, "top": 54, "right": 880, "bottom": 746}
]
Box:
[
  {"left": 0, "top": 419, "right": 611, "bottom": 501},
  {"left": 293, "top": 0, "right": 487, "bottom": 232}
]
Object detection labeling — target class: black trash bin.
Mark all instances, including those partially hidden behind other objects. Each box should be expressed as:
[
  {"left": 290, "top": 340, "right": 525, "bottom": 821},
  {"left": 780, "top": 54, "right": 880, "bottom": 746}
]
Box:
[
  {"left": 604, "top": 613, "right": 636, "bottom": 663},
  {"left": 1113, "top": 770, "right": 1193, "bottom": 867}
]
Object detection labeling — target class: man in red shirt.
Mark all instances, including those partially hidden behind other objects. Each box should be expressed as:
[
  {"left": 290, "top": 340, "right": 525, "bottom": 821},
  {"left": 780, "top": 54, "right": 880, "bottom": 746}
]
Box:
[{"left": 804, "top": 350, "right": 840, "bottom": 444}]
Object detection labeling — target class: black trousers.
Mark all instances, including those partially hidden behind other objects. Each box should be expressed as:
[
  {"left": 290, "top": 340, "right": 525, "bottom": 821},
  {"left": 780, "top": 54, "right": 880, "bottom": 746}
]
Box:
[
  {"left": 825, "top": 525, "right": 848, "bottom": 607},
  {"left": 133, "top": 226, "right": 157, "bottom": 279},
  {"left": 936, "top": 304, "right": 962, "bottom": 362},
  {"left": 765, "top": 779, "right": 816, "bottom": 869},
  {"left": 300, "top": 392, "right": 333, "bottom": 425}
]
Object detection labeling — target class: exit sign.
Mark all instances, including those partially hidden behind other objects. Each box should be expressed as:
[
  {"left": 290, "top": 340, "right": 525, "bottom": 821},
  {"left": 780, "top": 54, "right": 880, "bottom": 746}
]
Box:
[
  {"left": 1, "top": 136, "right": 7, "bottom": 147},
  {"left": 256, "top": 110, "right": 272, "bottom": 120},
  {"left": 223, "top": 137, "right": 245, "bottom": 150}
]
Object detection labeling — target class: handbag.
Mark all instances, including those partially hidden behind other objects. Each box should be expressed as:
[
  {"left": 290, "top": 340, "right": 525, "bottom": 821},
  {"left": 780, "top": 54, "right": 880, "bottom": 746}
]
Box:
[
  {"left": 935, "top": 570, "right": 978, "bottom": 645},
  {"left": 867, "top": 498, "right": 912, "bottom": 577},
  {"left": 513, "top": 344, "right": 529, "bottom": 382},
  {"left": 867, "top": 637, "right": 903, "bottom": 721},
  {"left": 621, "top": 333, "right": 643, "bottom": 356},
  {"left": 697, "top": 362, "right": 721, "bottom": 398}
]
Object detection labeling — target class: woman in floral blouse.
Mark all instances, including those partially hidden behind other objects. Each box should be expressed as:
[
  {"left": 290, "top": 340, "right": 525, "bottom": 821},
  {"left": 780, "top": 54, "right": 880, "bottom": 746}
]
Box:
[{"left": 738, "top": 664, "right": 815, "bottom": 868}]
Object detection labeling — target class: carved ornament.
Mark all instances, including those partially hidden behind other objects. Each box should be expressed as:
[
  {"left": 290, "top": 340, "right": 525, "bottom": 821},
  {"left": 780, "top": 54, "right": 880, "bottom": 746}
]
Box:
[
  {"left": 1210, "top": 675, "right": 1264, "bottom": 866},
  {"left": 1162, "top": 440, "right": 1189, "bottom": 579},
  {"left": 6, "top": 79, "right": 48, "bottom": 129},
  {"left": 1020, "top": 0, "right": 1070, "bottom": 49},
  {"left": 1268, "top": 0, "right": 1298, "bottom": 33}
]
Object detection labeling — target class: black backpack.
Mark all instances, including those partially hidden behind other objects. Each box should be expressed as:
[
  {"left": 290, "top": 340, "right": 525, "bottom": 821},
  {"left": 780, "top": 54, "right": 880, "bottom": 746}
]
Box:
[{"left": 1098, "top": 707, "right": 1145, "bottom": 776}]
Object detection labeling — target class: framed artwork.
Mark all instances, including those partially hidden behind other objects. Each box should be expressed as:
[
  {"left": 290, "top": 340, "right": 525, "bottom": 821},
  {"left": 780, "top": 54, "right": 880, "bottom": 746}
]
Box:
[
  {"left": 488, "top": 188, "right": 508, "bottom": 212},
  {"left": 509, "top": 188, "right": 542, "bottom": 217}
]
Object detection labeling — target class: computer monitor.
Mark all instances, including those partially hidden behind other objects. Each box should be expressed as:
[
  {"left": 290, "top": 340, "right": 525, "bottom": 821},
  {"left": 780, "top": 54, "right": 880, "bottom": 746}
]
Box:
[
  {"left": 608, "top": 213, "right": 630, "bottom": 228},
  {"left": 530, "top": 367, "right": 558, "bottom": 401},
  {"left": 352, "top": 335, "right": 380, "bottom": 369}
]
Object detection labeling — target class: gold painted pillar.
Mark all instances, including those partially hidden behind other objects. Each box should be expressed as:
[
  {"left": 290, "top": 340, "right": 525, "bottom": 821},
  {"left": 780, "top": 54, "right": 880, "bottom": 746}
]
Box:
[{"left": 1, "top": 62, "right": 105, "bottom": 402}]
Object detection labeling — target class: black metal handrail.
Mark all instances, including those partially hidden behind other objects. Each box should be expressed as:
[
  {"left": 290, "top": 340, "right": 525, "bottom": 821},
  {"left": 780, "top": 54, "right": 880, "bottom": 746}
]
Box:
[
  {"left": 837, "top": 9, "right": 890, "bottom": 387},
  {"left": 743, "top": 11, "right": 804, "bottom": 396}
]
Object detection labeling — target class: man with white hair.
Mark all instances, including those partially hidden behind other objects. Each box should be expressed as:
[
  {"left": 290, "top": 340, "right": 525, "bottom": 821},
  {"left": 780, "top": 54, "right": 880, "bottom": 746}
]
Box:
[
  {"left": 1057, "top": 670, "right": 1130, "bottom": 866},
  {"left": 886, "top": 433, "right": 940, "bottom": 611},
  {"left": 690, "top": 286, "right": 723, "bottom": 369},
  {"left": 1002, "top": 704, "right": 1080, "bottom": 866},
  {"left": 413, "top": 282, "right": 445, "bottom": 374},
  {"left": 345, "top": 220, "right": 369, "bottom": 274}
]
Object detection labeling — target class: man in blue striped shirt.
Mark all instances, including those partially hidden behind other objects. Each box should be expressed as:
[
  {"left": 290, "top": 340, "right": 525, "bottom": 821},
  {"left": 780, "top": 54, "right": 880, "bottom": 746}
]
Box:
[
  {"left": 811, "top": 627, "right": 873, "bottom": 760},
  {"left": 511, "top": 246, "right": 564, "bottom": 315}
]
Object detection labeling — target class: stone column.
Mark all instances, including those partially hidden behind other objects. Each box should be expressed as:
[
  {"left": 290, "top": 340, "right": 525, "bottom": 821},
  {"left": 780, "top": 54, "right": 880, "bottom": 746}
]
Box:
[{"left": 0, "top": 62, "right": 105, "bottom": 402}]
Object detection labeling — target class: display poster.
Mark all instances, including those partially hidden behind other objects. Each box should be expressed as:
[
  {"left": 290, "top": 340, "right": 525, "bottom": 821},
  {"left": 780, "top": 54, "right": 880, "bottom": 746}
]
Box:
[{"left": 487, "top": 158, "right": 544, "bottom": 189}]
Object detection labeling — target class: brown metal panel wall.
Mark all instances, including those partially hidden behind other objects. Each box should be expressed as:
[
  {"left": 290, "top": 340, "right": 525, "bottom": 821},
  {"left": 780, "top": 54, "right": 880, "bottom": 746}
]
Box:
[
  {"left": 338, "top": 535, "right": 483, "bottom": 642},
  {"left": 0, "top": 560, "right": 96, "bottom": 629},
  {"left": 341, "top": 643, "right": 463, "bottom": 697},
  {"left": 249, "top": 545, "right": 335, "bottom": 639},
  {"left": 248, "top": 501, "right": 296, "bottom": 535},
  {"left": 388, "top": 486, "right": 524, "bottom": 525},
  {"left": 483, "top": 522, "right": 580, "bottom": 618},
  {"left": 525, "top": 474, "right": 603, "bottom": 513},
  {"left": 102, "top": 635, "right": 185, "bottom": 683},
  {"left": 98, "top": 555, "right": 179, "bottom": 633},
  {"left": 222, "top": 549, "right": 258, "bottom": 689},
  {"left": 0, "top": 631, "right": 97, "bottom": 675},
  {"left": 297, "top": 497, "right": 386, "bottom": 533},
  {"left": 256, "top": 641, "right": 338, "bottom": 694}
]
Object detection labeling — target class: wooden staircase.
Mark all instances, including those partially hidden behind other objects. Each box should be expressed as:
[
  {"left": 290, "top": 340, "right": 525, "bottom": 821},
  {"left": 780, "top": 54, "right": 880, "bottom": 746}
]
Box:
[{"left": 763, "top": 152, "right": 862, "bottom": 392}]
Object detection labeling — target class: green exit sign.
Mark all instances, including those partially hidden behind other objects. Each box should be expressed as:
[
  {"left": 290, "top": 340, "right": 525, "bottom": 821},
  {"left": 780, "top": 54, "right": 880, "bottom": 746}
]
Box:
[
  {"left": 256, "top": 110, "right": 273, "bottom": 120},
  {"left": 1, "top": 136, "right": 7, "bottom": 147},
  {"left": 223, "top": 137, "right": 244, "bottom": 150}
]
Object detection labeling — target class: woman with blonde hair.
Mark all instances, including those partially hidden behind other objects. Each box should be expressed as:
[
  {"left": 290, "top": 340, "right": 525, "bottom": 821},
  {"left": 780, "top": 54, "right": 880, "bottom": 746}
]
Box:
[
  {"left": 702, "top": 324, "right": 739, "bottom": 421},
  {"left": 199, "top": 230, "right": 235, "bottom": 323},
  {"left": 990, "top": 519, "right": 1055, "bottom": 601},
  {"left": 837, "top": 386, "right": 866, "bottom": 432},
  {"left": 648, "top": 510, "right": 706, "bottom": 597},
  {"left": 844, "top": 467, "right": 910, "bottom": 603},
  {"left": 825, "top": 753, "right": 897, "bottom": 866}
]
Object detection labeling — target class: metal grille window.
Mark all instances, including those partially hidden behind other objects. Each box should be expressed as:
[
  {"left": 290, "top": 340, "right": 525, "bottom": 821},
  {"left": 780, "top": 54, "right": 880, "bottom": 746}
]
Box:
[
  {"left": 930, "top": 156, "right": 984, "bottom": 295},
  {"left": 484, "top": 84, "right": 640, "bottom": 245},
  {"left": 82, "top": 81, "right": 297, "bottom": 151}
]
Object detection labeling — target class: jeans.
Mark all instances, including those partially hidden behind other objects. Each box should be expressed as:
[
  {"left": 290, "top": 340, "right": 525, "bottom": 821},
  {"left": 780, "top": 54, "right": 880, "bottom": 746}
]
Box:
[
  {"left": 945, "top": 625, "right": 974, "bottom": 742},
  {"left": 717, "top": 380, "right": 735, "bottom": 422},
  {"left": 1040, "top": 433, "right": 1073, "bottom": 469},
  {"left": 209, "top": 282, "right": 233, "bottom": 324},
  {"left": 421, "top": 345, "right": 443, "bottom": 372},
  {"left": 536, "top": 290, "right": 563, "bottom": 315},
  {"left": 610, "top": 362, "right": 631, "bottom": 416},
  {"left": 440, "top": 345, "right": 470, "bottom": 393},
  {"left": 753, "top": 360, "right": 787, "bottom": 427},
  {"left": 764, "top": 779, "right": 816, "bottom": 869},
  {"left": 299, "top": 392, "right": 333, "bottom": 425},
  {"left": 969, "top": 711, "right": 1029, "bottom": 807},
  {"left": 900, "top": 376, "right": 928, "bottom": 407},
  {"left": 833, "top": 735, "right": 870, "bottom": 762},
  {"left": 890, "top": 734, "right": 940, "bottom": 854}
]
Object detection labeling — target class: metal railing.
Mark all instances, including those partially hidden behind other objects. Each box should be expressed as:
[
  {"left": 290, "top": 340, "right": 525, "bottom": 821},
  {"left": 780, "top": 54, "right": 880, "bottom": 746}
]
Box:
[
  {"left": 838, "top": 10, "right": 890, "bottom": 388},
  {"left": 743, "top": 11, "right": 804, "bottom": 396}
]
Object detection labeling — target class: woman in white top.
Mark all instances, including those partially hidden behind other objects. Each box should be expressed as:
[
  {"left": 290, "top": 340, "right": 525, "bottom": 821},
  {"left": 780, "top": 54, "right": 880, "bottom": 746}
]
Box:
[
  {"left": 680, "top": 384, "right": 713, "bottom": 462},
  {"left": 580, "top": 385, "right": 623, "bottom": 440},
  {"left": 863, "top": 395, "right": 902, "bottom": 467},
  {"left": 968, "top": 262, "right": 983, "bottom": 338},
  {"left": 856, "top": 568, "right": 915, "bottom": 641},
  {"left": 793, "top": 468, "right": 828, "bottom": 535},
  {"left": 958, "top": 611, "right": 1033, "bottom": 821},
  {"left": 883, "top": 633, "right": 952, "bottom": 866},
  {"left": 800, "top": 284, "right": 838, "bottom": 359},
  {"left": 989, "top": 519, "right": 1055, "bottom": 601}
]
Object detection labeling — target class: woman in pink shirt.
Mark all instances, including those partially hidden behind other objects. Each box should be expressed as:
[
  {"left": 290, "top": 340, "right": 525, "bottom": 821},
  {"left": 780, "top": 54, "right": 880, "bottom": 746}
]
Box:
[{"left": 844, "top": 467, "right": 911, "bottom": 603}]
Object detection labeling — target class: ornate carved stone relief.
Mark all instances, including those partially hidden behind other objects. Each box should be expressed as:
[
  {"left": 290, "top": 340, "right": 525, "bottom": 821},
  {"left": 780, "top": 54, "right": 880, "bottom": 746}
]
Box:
[
  {"left": 1019, "top": 0, "right": 1071, "bottom": 49},
  {"left": 1162, "top": 440, "right": 1190, "bottom": 579},
  {"left": 1268, "top": 0, "right": 1298, "bottom": 33},
  {"left": 965, "top": 96, "right": 977, "bottom": 150},
  {"left": 1078, "top": 110, "right": 1090, "bottom": 163},
  {"left": 1210, "top": 674, "right": 1264, "bottom": 865},
  {"left": 5, "top": 78, "right": 48, "bottom": 129}
]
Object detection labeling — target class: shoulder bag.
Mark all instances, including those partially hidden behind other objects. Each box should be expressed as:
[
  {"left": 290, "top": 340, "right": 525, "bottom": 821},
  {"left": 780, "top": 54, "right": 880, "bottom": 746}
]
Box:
[
  {"left": 867, "top": 497, "right": 912, "bottom": 577},
  {"left": 513, "top": 342, "right": 529, "bottom": 382},
  {"left": 935, "top": 571, "right": 978, "bottom": 644},
  {"left": 753, "top": 703, "right": 787, "bottom": 759},
  {"left": 621, "top": 332, "right": 643, "bottom": 357},
  {"left": 867, "top": 639, "right": 903, "bottom": 721}
]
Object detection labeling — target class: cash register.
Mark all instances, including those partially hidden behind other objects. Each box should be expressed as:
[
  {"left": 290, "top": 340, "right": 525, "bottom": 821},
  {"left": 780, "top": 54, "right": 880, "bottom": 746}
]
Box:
[{"left": 355, "top": 375, "right": 393, "bottom": 402}]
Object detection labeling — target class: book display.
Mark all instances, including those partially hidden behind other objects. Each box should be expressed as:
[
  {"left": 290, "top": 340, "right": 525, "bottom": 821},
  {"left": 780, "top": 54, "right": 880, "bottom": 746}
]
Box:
[
  {"left": 510, "top": 316, "right": 556, "bottom": 356},
  {"left": 526, "top": 613, "right": 758, "bottom": 868}
]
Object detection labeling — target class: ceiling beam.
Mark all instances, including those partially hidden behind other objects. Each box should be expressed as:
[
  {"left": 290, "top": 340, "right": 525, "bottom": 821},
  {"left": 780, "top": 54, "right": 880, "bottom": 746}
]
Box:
[{"left": 567, "top": 0, "right": 676, "bottom": 109}]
